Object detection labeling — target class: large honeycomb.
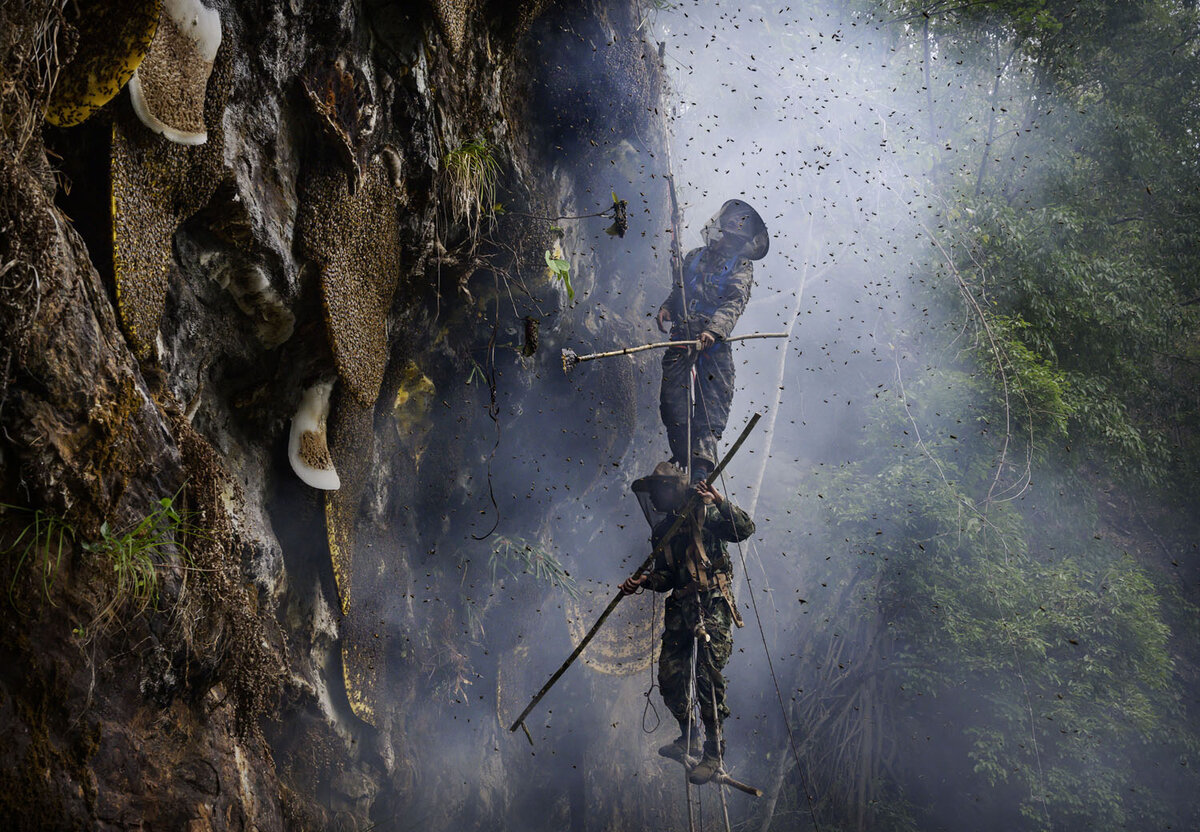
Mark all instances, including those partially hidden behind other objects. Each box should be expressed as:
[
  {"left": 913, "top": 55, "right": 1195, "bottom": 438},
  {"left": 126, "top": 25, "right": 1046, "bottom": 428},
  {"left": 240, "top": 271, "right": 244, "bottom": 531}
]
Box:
[
  {"left": 128, "top": 0, "right": 221, "bottom": 144},
  {"left": 564, "top": 590, "right": 661, "bottom": 676},
  {"left": 434, "top": 0, "right": 472, "bottom": 54},
  {"left": 111, "top": 118, "right": 182, "bottom": 356},
  {"left": 109, "top": 30, "right": 229, "bottom": 357},
  {"left": 45, "top": 0, "right": 161, "bottom": 127},
  {"left": 324, "top": 386, "right": 381, "bottom": 725},
  {"left": 324, "top": 388, "right": 373, "bottom": 615},
  {"left": 298, "top": 157, "right": 402, "bottom": 408},
  {"left": 341, "top": 599, "right": 382, "bottom": 725}
]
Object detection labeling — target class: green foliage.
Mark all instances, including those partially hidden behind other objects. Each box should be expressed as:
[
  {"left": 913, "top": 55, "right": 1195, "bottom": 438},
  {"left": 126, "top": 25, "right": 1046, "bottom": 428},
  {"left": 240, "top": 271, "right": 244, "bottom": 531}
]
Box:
[
  {"left": 80, "top": 494, "right": 205, "bottom": 631},
  {"left": 811, "top": 432, "right": 1184, "bottom": 828},
  {"left": 544, "top": 249, "right": 573, "bottom": 300},
  {"left": 982, "top": 314, "right": 1074, "bottom": 440},
  {"left": 443, "top": 136, "right": 500, "bottom": 240},
  {"left": 2, "top": 494, "right": 209, "bottom": 634},
  {"left": 465, "top": 358, "right": 487, "bottom": 386},
  {"left": 735, "top": 0, "right": 1200, "bottom": 827},
  {"left": 489, "top": 535, "right": 579, "bottom": 599},
  {"left": 1, "top": 503, "right": 76, "bottom": 608},
  {"left": 934, "top": 175, "right": 1187, "bottom": 485}
]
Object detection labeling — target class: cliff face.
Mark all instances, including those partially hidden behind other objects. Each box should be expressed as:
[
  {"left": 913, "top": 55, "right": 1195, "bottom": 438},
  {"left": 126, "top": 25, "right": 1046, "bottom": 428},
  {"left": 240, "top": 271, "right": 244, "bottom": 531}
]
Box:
[{"left": 0, "top": 1, "right": 679, "bottom": 829}]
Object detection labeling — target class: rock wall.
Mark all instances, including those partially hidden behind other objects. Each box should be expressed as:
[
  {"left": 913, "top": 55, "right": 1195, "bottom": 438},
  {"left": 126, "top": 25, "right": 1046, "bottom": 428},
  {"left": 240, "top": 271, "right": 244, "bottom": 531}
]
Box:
[{"left": 0, "top": 0, "right": 684, "bottom": 829}]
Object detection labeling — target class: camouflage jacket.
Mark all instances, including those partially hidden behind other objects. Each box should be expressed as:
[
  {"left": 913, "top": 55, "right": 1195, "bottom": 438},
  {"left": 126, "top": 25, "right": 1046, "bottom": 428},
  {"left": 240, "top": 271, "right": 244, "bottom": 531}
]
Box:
[
  {"left": 661, "top": 246, "right": 754, "bottom": 341},
  {"left": 642, "top": 500, "right": 756, "bottom": 593}
]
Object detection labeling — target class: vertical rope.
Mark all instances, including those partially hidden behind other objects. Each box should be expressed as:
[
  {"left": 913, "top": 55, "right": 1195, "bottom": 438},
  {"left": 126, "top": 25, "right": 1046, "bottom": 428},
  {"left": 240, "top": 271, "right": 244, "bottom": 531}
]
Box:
[
  {"left": 691, "top": 375, "right": 823, "bottom": 831},
  {"left": 705, "top": 657, "right": 734, "bottom": 832},
  {"left": 718, "top": 777, "right": 732, "bottom": 832},
  {"left": 685, "top": 633, "right": 698, "bottom": 832}
]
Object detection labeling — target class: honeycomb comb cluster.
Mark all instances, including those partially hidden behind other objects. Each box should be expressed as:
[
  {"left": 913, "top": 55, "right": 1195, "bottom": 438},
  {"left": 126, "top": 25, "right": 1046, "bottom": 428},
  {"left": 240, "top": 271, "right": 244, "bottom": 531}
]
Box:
[
  {"left": 434, "top": 0, "right": 471, "bottom": 54},
  {"left": 109, "top": 18, "right": 229, "bottom": 357},
  {"left": 324, "top": 386, "right": 381, "bottom": 725}
]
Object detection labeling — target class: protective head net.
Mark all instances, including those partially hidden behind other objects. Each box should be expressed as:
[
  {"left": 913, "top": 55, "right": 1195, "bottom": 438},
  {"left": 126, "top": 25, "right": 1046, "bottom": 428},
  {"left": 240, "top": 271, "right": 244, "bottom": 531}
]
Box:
[
  {"left": 700, "top": 199, "right": 770, "bottom": 260},
  {"left": 631, "top": 462, "right": 687, "bottom": 529}
]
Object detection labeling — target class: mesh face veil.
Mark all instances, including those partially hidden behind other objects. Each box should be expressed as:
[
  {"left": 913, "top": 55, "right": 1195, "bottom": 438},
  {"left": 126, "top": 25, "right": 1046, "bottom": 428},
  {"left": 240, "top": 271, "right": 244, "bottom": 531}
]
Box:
[
  {"left": 700, "top": 199, "right": 769, "bottom": 260},
  {"left": 631, "top": 463, "right": 688, "bottom": 529}
]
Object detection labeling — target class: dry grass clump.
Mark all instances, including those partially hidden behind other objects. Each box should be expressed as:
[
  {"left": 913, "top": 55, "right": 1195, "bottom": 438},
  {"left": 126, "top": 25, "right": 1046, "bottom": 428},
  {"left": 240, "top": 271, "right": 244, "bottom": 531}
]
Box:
[{"left": 0, "top": 0, "right": 66, "bottom": 162}]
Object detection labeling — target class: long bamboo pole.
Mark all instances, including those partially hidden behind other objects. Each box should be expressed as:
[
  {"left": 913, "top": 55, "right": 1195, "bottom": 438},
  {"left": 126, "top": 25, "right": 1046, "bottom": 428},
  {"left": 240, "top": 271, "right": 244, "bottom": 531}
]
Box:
[
  {"left": 562, "top": 332, "right": 788, "bottom": 373},
  {"left": 507, "top": 413, "right": 763, "bottom": 734}
]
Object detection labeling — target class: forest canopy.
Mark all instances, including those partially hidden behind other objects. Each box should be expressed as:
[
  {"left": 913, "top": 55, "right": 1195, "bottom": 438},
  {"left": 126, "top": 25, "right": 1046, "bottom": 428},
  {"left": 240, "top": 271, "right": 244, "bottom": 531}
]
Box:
[{"left": 683, "top": 0, "right": 1200, "bottom": 828}]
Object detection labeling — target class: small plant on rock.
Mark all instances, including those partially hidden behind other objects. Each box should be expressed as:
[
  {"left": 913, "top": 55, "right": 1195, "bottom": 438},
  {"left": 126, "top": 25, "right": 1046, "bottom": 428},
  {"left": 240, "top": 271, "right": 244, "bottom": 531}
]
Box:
[
  {"left": 442, "top": 136, "right": 501, "bottom": 242},
  {"left": 544, "top": 249, "right": 574, "bottom": 301},
  {"left": 1, "top": 504, "right": 76, "bottom": 609},
  {"left": 82, "top": 493, "right": 207, "bottom": 631}
]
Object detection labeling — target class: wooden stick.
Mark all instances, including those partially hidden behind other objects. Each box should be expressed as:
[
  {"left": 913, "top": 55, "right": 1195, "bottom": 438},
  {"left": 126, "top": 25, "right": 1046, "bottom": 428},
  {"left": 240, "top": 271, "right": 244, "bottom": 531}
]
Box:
[
  {"left": 671, "top": 750, "right": 763, "bottom": 797},
  {"left": 712, "top": 773, "right": 763, "bottom": 798},
  {"left": 678, "top": 755, "right": 764, "bottom": 798},
  {"left": 508, "top": 413, "right": 763, "bottom": 734},
  {"left": 562, "top": 333, "right": 788, "bottom": 373}
]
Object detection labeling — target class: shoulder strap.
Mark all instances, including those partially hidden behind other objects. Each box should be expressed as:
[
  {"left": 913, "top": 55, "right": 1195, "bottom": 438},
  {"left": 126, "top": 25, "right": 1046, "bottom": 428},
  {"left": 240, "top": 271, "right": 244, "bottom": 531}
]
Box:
[{"left": 715, "top": 572, "right": 745, "bottom": 628}]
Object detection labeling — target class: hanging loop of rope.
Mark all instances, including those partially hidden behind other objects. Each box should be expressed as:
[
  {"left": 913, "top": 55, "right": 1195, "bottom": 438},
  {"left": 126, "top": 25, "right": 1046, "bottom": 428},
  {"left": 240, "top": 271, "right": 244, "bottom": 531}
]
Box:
[{"left": 642, "top": 591, "right": 662, "bottom": 734}]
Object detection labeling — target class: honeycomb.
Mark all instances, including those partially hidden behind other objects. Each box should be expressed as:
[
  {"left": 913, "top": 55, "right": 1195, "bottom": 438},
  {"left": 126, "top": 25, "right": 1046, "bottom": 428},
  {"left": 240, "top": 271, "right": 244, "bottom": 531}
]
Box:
[
  {"left": 45, "top": 0, "right": 160, "bottom": 127},
  {"left": 128, "top": 0, "right": 220, "bottom": 144},
  {"left": 299, "top": 157, "right": 402, "bottom": 408},
  {"left": 434, "top": 0, "right": 471, "bottom": 54},
  {"left": 109, "top": 27, "right": 229, "bottom": 357}
]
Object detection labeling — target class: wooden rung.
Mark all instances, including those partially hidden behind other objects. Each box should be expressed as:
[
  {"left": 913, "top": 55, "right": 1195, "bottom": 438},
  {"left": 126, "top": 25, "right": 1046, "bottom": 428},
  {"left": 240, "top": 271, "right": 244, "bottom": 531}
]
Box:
[{"left": 679, "top": 755, "right": 763, "bottom": 797}]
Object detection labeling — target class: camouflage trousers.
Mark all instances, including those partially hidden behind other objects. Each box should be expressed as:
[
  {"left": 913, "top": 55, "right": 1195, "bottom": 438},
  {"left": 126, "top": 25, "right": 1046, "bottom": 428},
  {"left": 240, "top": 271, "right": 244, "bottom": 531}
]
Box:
[
  {"left": 660, "top": 341, "right": 735, "bottom": 470},
  {"left": 658, "top": 589, "right": 733, "bottom": 738}
]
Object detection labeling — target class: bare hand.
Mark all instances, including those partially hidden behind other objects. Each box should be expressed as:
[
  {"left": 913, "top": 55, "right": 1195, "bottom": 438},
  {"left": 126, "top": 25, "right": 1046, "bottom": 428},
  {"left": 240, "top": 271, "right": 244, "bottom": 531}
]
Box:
[
  {"left": 693, "top": 480, "right": 723, "bottom": 505},
  {"left": 697, "top": 331, "right": 716, "bottom": 350},
  {"left": 620, "top": 574, "right": 647, "bottom": 595},
  {"left": 656, "top": 307, "right": 672, "bottom": 334}
]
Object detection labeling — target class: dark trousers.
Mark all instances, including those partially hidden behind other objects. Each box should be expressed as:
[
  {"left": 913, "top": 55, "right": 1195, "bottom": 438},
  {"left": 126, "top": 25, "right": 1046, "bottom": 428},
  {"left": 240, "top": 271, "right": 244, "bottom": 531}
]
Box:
[
  {"left": 657, "top": 592, "right": 733, "bottom": 737},
  {"left": 660, "top": 342, "right": 735, "bottom": 469}
]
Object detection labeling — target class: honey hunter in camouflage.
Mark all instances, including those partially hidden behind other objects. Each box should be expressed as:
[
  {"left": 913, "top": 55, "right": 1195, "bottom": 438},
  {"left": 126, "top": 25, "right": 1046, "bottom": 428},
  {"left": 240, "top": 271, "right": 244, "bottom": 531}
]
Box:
[
  {"left": 657, "top": 200, "right": 768, "bottom": 475},
  {"left": 623, "top": 476, "right": 755, "bottom": 744}
]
